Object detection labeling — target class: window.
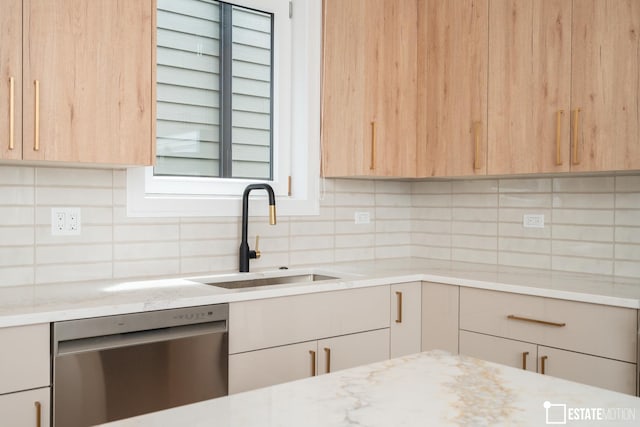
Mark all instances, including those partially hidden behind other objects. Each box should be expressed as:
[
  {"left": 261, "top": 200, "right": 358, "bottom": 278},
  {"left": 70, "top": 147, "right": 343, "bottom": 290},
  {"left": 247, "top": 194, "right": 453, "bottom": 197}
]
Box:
[
  {"left": 127, "top": 0, "right": 321, "bottom": 217},
  {"left": 156, "top": 0, "right": 274, "bottom": 180}
]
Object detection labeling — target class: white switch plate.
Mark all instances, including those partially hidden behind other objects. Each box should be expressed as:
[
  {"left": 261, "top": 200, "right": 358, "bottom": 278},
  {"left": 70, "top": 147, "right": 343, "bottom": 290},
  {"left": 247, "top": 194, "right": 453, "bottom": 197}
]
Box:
[
  {"left": 523, "top": 214, "right": 544, "bottom": 228},
  {"left": 354, "top": 211, "right": 370, "bottom": 224},
  {"left": 51, "top": 207, "right": 82, "bottom": 235}
]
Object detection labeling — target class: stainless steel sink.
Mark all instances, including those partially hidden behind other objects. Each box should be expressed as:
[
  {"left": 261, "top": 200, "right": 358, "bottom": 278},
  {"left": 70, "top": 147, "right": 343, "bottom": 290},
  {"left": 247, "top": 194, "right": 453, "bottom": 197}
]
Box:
[{"left": 199, "top": 274, "right": 339, "bottom": 290}]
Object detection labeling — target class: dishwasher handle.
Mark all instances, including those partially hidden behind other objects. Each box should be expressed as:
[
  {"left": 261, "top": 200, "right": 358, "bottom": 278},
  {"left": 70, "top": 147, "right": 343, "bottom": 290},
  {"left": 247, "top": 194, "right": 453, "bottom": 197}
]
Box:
[{"left": 56, "top": 321, "right": 226, "bottom": 356}]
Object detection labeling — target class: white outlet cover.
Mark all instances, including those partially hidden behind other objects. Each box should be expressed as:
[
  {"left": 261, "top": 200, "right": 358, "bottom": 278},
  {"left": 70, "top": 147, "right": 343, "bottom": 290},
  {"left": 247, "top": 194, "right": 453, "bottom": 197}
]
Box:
[
  {"left": 354, "top": 211, "right": 371, "bottom": 225},
  {"left": 523, "top": 214, "right": 544, "bottom": 229},
  {"left": 51, "top": 207, "right": 82, "bottom": 235}
]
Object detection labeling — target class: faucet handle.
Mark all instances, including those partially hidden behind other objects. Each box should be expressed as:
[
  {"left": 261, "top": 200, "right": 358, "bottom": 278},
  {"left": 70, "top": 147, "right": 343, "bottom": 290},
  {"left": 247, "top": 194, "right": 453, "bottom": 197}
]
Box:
[{"left": 255, "top": 235, "right": 261, "bottom": 259}]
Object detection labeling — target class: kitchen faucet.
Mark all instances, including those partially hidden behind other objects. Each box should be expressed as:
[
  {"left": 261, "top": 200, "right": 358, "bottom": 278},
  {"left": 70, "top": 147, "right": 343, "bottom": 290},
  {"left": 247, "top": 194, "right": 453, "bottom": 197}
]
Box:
[{"left": 239, "top": 183, "right": 276, "bottom": 272}]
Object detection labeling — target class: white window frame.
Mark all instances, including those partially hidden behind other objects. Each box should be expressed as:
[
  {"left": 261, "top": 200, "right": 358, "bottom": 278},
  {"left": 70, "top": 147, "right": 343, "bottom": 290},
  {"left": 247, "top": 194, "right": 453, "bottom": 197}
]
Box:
[{"left": 127, "top": 0, "right": 321, "bottom": 217}]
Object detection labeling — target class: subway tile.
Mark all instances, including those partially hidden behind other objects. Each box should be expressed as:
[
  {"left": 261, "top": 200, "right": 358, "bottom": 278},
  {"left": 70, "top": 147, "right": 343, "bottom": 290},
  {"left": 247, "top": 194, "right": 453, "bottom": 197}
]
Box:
[
  {"left": 36, "top": 167, "right": 113, "bottom": 187},
  {"left": 35, "top": 225, "right": 113, "bottom": 245},
  {"left": 113, "top": 169, "right": 127, "bottom": 188},
  {"left": 114, "top": 241, "right": 179, "bottom": 261},
  {"left": 553, "top": 176, "right": 614, "bottom": 193},
  {"left": 499, "top": 178, "right": 552, "bottom": 193},
  {"left": 374, "top": 180, "right": 412, "bottom": 194},
  {"left": 453, "top": 207, "right": 497, "bottom": 222},
  {"left": 290, "top": 235, "right": 333, "bottom": 251},
  {"left": 413, "top": 220, "right": 452, "bottom": 234},
  {"left": 36, "top": 244, "right": 112, "bottom": 264},
  {"left": 335, "top": 233, "right": 375, "bottom": 249},
  {"left": 552, "top": 224, "right": 613, "bottom": 242},
  {"left": 113, "top": 206, "right": 174, "bottom": 225},
  {"left": 552, "top": 256, "right": 613, "bottom": 276},
  {"left": 452, "top": 221, "right": 498, "bottom": 236},
  {"left": 452, "top": 248, "right": 497, "bottom": 265},
  {"left": 498, "top": 208, "right": 552, "bottom": 224},
  {"left": 452, "top": 179, "right": 498, "bottom": 194},
  {"left": 412, "top": 194, "right": 452, "bottom": 208},
  {"left": 498, "top": 222, "right": 552, "bottom": 239},
  {"left": 614, "top": 260, "right": 640, "bottom": 278},
  {"left": 376, "top": 220, "right": 411, "bottom": 233},
  {"left": 616, "top": 210, "right": 640, "bottom": 226},
  {"left": 552, "top": 193, "right": 614, "bottom": 209},
  {"left": 412, "top": 181, "right": 452, "bottom": 194},
  {"left": 36, "top": 262, "right": 113, "bottom": 284},
  {"left": 0, "top": 246, "right": 33, "bottom": 266},
  {"left": 615, "top": 227, "right": 640, "bottom": 244},
  {"left": 499, "top": 193, "right": 552, "bottom": 209},
  {"left": 552, "top": 209, "right": 614, "bottom": 226},
  {"left": 412, "top": 245, "right": 451, "bottom": 261},
  {"left": 452, "top": 235, "right": 497, "bottom": 251},
  {"left": 412, "top": 207, "right": 451, "bottom": 221},
  {"left": 452, "top": 193, "right": 498, "bottom": 208},
  {"left": 0, "top": 207, "right": 34, "bottom": 226},
  {"left": 181, "top": 239, "right": 237, "bottom": 257},
  {"left": 375, "top": 245, "right": 411, "bottom": 259},
  {"left": 36, "top": 206, "right": 113, "bottom": 226},
  {"left": 289, "top": 249, "right": 334, "bottom": 266},
  {"left": 335, "top": 208, "right": 375, "bottom": 222},
  {"left": 114, "top": 224, "right": 179, "bottom": 242},
  {"left": 180, "top": 222, "right": 239, "bottom": 240},
  {"left": 36, "top": 187, "right": 113, "bottom": 206},
  {"left": 615, "top": 175, "right": 640, "bottom": 193},
  {"left": 614, "top": 243, "right": 640, "bottom": 261},
  {"left": 334, "top": 220, "right": 375, "bottom": 235},
  {"left": 335, "top": 247, "right": 375, "bottom": 262},
  {"left": 376, "top": 232, "right": 411, "bottom": 246},
  {"left": 334, "top": 192, "right": 375, "bottom": 207},
  {"left": 113, "top": 259, "right": 180, "bottom": 279},
  {"left": 615, "top": 193, "right": 640, "bottom": 209},
  {"left": 0, "top": 266, "right": 34, "bottom": 287},
  {"left": 375, "top": 192, "right": 412, "bottom": 207},
  {"left": 250, "top": 252, "right": 291, "bottom": 271},
  {"left": 552, "top": 240, "right": 613, "bottom": 259},
  {"left": 498, "top": 252, "right": 551, "bottom": 270},
  {"left": 411, "top": 232, "right": 451, "bottom": 248},
  {"left": 181, "top": 255, "right": 237, "bottom": 276},
  {"left": 290, "top": 221, "right": 334, "bottom": 236},
  {"left": 498, "top": 237, "right": 551, "bottom": 254},
  {"left": 0, "top": 166, "right": 35, "bottom": 185},
  {"left": 332, "top": 179, "right": 375, "bottom": 193},
  {"left": 0, "top": 226, "right": 34, "bottom": 246},
  {"left": 0, "top": 186, "right": 35, "bottom": 205}
]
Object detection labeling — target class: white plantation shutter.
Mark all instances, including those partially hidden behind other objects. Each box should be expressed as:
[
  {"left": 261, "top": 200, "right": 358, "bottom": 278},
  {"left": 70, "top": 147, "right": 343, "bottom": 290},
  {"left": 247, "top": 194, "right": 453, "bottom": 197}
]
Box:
[{"left": 155, "top": 0, "right": 273, "bottom": 180}]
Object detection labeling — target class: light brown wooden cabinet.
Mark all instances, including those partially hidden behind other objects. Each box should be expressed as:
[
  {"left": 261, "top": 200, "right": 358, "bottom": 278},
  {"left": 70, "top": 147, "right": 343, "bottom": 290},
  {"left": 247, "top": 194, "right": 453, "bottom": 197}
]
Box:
[
  {"left": 487, "top": 0, "right": 572, "bottom": 174},
  {"left": 321, "top": 0, "right": 417, "bottom": 177},
  {"left": 2, "top": 0, "right": 154, "bottom": 166},
  {"left": 0, "top": 0, "right": 22, "bottom": 161},
  {"left": 417, "top": 0, "right": 489, "bottom": 177}
]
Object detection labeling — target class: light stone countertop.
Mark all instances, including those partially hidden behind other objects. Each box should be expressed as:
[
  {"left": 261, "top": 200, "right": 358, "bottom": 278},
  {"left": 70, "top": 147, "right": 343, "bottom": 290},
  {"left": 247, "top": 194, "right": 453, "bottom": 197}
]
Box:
[
  {"left": 99, "top": 350, "right": 640, "bottom": 427},
  {"left": 1, "top": 258, "right": 640, "bottom": 328}
]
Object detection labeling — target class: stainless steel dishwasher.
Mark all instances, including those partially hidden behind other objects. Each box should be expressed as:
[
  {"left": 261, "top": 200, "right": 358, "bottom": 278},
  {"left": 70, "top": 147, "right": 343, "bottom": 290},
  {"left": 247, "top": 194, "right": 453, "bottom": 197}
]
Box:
[{"left": 52, "top": 304, "right": 228, "bottom": 427}]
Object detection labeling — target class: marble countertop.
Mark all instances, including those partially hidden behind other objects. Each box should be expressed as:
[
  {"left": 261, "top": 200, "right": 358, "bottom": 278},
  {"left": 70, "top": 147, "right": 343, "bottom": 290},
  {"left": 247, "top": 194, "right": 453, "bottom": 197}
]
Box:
[
  {"left": 2, "top": 257, "right": 640, "bottom": 328},
  {"left": 100, "top": 350, "right": 640, "bottom": 427}
]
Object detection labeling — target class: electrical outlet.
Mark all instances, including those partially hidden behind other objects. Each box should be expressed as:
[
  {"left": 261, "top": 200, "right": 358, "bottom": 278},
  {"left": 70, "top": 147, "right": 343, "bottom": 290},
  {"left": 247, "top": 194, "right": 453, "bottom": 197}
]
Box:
[
  {"left": 51, "top": 208, "right": 82, "bottom": 235},
  {"left": 523, "top": 214, "right": 544, "bottom": 229},
  {"left": 354, "top": 211, "right": 370, "bottom": 224}
]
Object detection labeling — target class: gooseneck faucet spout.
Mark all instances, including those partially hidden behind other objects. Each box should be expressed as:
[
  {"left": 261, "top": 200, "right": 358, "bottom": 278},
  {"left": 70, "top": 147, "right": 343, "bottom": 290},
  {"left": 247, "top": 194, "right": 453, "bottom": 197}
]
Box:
[{"left": 239, "top": 183, "right": 276, "bottom": 272}]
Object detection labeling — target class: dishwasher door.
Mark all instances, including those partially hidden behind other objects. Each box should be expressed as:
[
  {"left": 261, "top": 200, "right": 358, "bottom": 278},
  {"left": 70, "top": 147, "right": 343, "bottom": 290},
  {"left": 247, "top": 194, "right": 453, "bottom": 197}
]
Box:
[{"left": 53, "top": 307, "right": 228, "bottom": 427}]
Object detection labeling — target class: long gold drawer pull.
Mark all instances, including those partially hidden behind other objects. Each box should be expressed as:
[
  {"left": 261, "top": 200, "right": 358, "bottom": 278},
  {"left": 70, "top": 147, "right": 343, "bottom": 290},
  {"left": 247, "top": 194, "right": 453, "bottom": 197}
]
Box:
[
  {"left": 507, "top": 314, "right": 566, "bottom": 327},
  {"left": 556, "top": 110, "right": 564, "bottom": 165},
  {"left": 540, "top": 355, "right": 548, "bottom": 375},
  {"left": 324, "top": 347, "right": 331, "bottom": 373},
  {"left": 395, "top": 291, "right": 403, "bottom": 323},
  {"left": 522, "top": 351, "right": 529, "bottom": 370},
  {"left": 572, "top": 108, "right": 580, "bottom": 165},
  {"left": 473, "top": 121, "right": 482, "bottom": 170},
  {"left": 9, "top": 77, "right": 15, "bottom": 150},
  {"left": 35, "top": 401, "right": 42, "bottom": 427},
  {"left": 34, "top": 80, "right": 40, "bottom": 151},
  {"left": 370, "top": 121, "right": 376, "bottom": 170},
  {"left": 309, "top": 350, "right": 316, "bottom": 376}
]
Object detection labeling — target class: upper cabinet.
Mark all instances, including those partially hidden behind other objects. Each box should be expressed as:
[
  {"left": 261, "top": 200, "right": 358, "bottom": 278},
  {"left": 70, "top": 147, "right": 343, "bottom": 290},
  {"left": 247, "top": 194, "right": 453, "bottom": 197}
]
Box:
[
  {"left": 1, "top": 0, "right": 154, "bottom": 166},
  {"left": 0, "top": 0, "right": 22, "bottom": 161},
  {"left": 321, "top": 0, "right": 417, "bottom": 177},
  {"left": 487, "top": 0, "right": 572, "bottom": 175},
  {"left": 571, "top": 0, "right": 640, "bottom": 172},
  {"left": 417, "top": 0, "right": 488, "bottom": 177}
]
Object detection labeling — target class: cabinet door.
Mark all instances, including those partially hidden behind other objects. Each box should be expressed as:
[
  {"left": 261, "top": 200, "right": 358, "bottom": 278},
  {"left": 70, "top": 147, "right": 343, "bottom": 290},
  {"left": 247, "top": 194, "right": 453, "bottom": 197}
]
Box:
[
  {"left": 417, "top": 0, "right": 488, "bottom": 177},
  {"left": 571, "top": 0, "right": 640, "bottom": 171},
  {"left": 228, "top": 341, "right": 317, "bottom": 394},
  {"left": 421, "top": 282, "right": 459, "bottom": 354},
  {"left": 23, "top": 0, "right": 153, "bottom": 165},
  {"left": 0, "top": 0, "right": 22, "bottom": 160},
  {"left": 317, "top": 329, "right": 390, "bottom": 375},
  {"left": 322, "top": 0, "right": 417, "bottom": 177},
  {"left": 0, "top": 324, "right": 50, "bottom": 395},
  {"left": 459, "top": 330, "right": 537, "bottom": 373},
  {"left": 390, "top": 282, "right": 422, "bottom": 358},
  {"left": 488, "top": 0, "right": 571, "bottom": 174},
  {"left": 538, "top": 346, "right": 637, "bottom": 395},
  {"left": 0, "top": 387, "right": 50, "bottom": 427}
]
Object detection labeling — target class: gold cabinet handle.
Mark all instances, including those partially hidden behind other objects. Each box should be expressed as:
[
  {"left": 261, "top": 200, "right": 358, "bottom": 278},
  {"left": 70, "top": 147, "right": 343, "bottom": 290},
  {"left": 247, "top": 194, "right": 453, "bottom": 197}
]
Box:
[
  {"left": 395, "top": 291, "right": 403, "bottom": 323},
  {"left": 540, "top": 355, "right": 548, "bottom": 375},
  {"left": 507, "top": 314, "right": 566, "bottom": 328},
  {"left": 370, "top": 121, "right": 376, "bottom": 170},
  {"left": 324, "top": 347, "right": 331, "bottom": 373},
  {"left": 309, "top": 350, "right": 316, "bottom": 376},
  {"left": 556, "top": 110, "right": 564, "bottom": 165},
  {"left": 34, "top": 80, "right": 40, "bottom": 151},
  {"left": 473, "top": 121, "right": 482, "bottom": 170},
  {"left": 522, "top": 351, "right": 529, "bottom": 370},
  {"left": 572, "top": 108, "right": 581, "bottom": 165},
  {"left": 9, "top": 77, "right": 15, "bottom": 150},
  {"left": 254, "top": 235, "right": 261, "bottom": 259},
  {"left": 35, "top": 401, "right": 42, "bottom": 427}
]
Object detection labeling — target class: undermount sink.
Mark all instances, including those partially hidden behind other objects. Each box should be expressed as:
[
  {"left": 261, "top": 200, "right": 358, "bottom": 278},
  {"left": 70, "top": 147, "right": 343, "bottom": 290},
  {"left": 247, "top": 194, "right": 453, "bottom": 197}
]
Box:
[{"left": 198, "top": 274, "right": 339, "bottom": 290}]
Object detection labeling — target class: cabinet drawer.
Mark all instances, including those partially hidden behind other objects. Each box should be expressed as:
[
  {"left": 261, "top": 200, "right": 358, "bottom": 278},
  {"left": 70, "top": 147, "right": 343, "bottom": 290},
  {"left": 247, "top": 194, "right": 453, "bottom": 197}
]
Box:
[
  {"left": 0, "top": 387, "right": 50, "bottom": 427},
  {"left": 0, "top": 324, "right": 50, "bottom": 394},
  {"left": 318, "top": 328, "right": 390, "bottom": 375},
  {"left": 460, "top": 288, "right": 637, "bottom": 363},
  {"left": 460, "top": 330, "right": 537, "bottom": 373},
  {"left": 229, "top": 286, "right": 390, "bottom": 354}
]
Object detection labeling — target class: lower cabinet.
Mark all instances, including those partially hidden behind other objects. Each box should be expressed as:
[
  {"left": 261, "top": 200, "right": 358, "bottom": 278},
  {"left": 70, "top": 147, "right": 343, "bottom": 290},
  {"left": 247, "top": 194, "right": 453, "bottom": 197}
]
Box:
[
  {"left": 390, "top": 282, "right": 422, "bottom": 358},
  {"left": 0, "top": 387, "right": 50, "bottom": 427},
  {"left": 229, "top": 329, "right": 390, "bottom": 394},
  {"left": 460, "top": 330, "right": 537, "bottom": 373},
  {"left": 421, "top": 282, "right": 459, "bottom": 354}
]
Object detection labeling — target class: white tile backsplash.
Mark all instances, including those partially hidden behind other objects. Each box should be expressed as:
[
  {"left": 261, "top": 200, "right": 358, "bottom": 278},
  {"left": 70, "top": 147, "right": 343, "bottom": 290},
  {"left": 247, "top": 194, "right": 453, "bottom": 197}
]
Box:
[{"left": 1, "top": 166, "right": 640, "bottom": 287}]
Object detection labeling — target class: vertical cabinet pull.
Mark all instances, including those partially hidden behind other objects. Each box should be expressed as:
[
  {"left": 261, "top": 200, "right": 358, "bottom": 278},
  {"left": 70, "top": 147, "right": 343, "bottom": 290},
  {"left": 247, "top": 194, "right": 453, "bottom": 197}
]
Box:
[
  {"left": 34, "top": 80, "right": 40, "bottom": 151},
  {"left": 9, "top": 77, "right": 15, "bottom": 150},
  {"left": 309, "top": 350, "right": 316, "bottom": 376},
  {"left": 522, "top": 351, "right": 529, "bottom": 370},
  {"left": 324, "top": 347, "right": 331, "bottom": 373},
  {"left": 473, "top": 121, "right": 482, "bottom": 170},
  {"left": 395, "top": 291, "right": 403, "bottom": 323},
  {"left": 571, "top": 108, "right": 581, "bottom": 165},
  {"left": 540, "top": 355, "right": 548, "bottom": 375},
  {"left": 555, "top": 110, "right": 564, "bottom": 165},
  {"left": 34, "top": 401, "right": 42, "bottom": 427},
  {"left": 370, "top": 121, "right": 376, "bottom": 170}
]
